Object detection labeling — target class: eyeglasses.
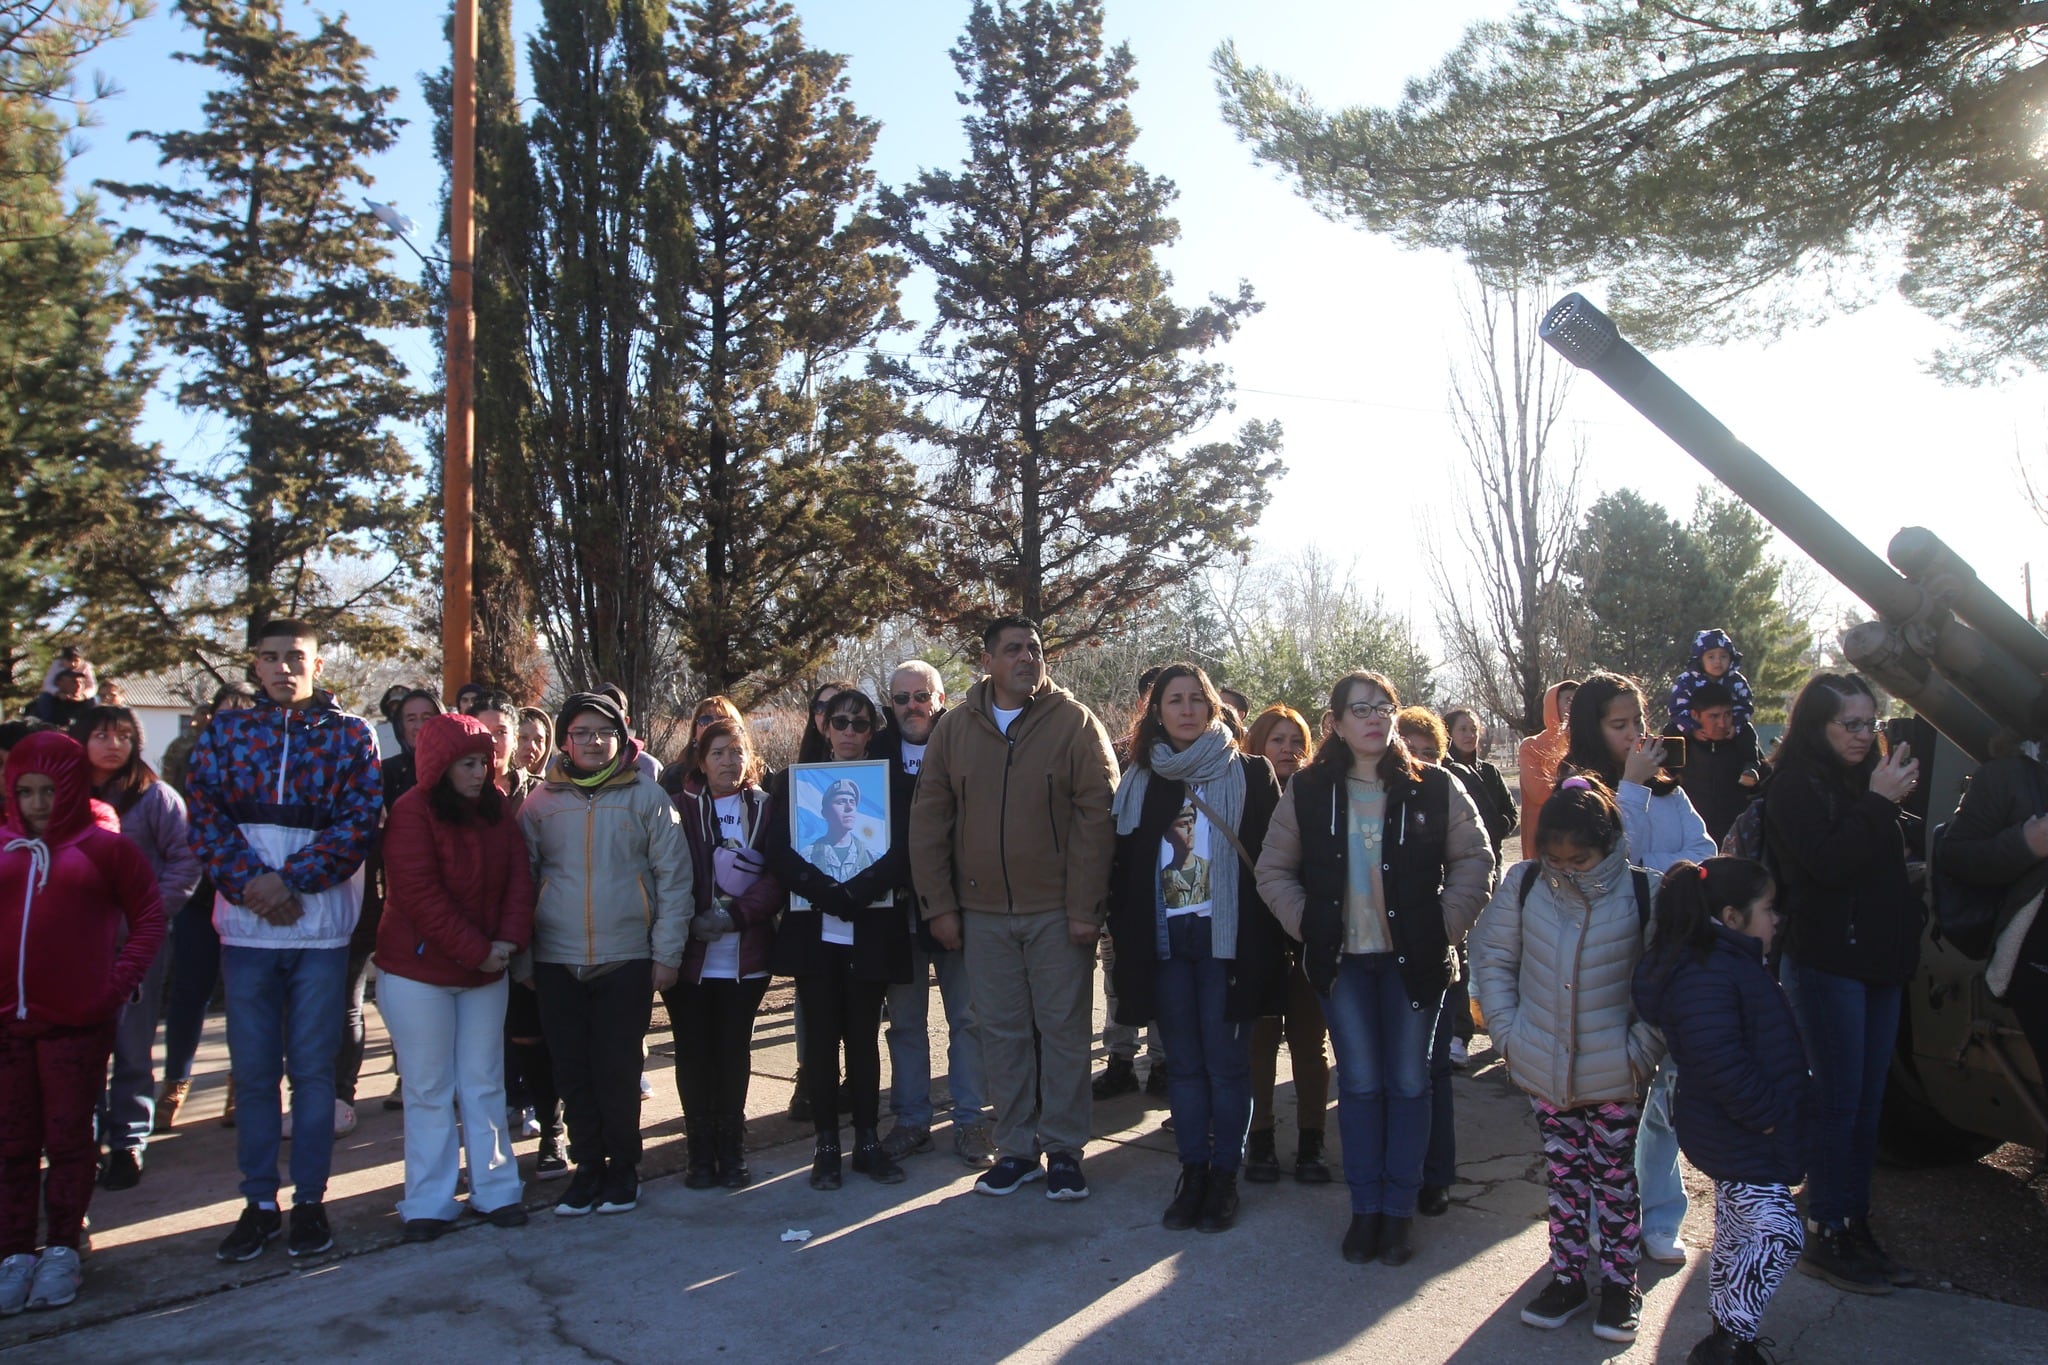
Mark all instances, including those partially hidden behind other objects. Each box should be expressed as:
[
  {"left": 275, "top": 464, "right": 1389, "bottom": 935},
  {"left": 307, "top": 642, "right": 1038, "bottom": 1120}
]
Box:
[
  {"left": 1346, "top": 702, "right": 1397, "bottom": 720},
  {"left": 566, "top": 727, "right": 620, "bottom": 744},
  {"left": 828, "top": 715, "right": 873, "bottom": 733},
  {"left": 891, "top": 691, "right": 935, "bottom": 706},
  {"left": 1831, "top": 717, "right": 1881, "bottom": 736}
]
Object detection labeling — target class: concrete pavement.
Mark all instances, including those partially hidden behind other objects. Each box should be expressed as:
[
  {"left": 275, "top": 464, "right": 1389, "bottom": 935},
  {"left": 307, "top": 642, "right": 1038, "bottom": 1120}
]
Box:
[{"left": 2, "top": 983, "right": 2043, "bottom": 1363}]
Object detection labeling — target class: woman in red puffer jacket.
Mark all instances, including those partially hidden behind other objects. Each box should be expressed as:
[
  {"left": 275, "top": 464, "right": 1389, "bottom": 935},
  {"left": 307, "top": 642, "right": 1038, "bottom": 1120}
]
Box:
[
  {"left": 0, "top": 733, "right": 165, "bottom": 1313},
  {"left": 374, "top": 714, "right": 535, "bottom": 1241}
]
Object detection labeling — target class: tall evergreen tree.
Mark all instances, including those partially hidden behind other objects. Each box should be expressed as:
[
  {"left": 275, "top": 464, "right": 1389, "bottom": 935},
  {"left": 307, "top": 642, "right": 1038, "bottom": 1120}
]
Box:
[
  {"left": 880, "top": 0, "right": 1282, "bottom": 652},
  {"left": 662, "top": 0, "right": 921, "bottom": 702},
  {"left": 103, "top": 0, "right": 431, "bottom": 655},
  {"left": 1, "top": 0, "right": 180, "bottom": 706}
]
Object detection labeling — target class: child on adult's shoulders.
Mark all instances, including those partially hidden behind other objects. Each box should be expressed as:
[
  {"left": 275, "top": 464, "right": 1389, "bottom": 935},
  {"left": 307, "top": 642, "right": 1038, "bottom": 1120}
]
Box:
[{"left": 1669, "top": 629, "right": 1754, "bottom": 737}]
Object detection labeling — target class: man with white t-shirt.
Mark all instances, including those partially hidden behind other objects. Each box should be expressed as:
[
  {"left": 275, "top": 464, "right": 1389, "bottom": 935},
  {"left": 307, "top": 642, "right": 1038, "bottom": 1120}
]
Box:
[
  {"left": 874, "top": 661, "right": 995, "bottom": 1168},
  {"left": 910, "top": 617, "right": 1118, "bottom": 1202}
]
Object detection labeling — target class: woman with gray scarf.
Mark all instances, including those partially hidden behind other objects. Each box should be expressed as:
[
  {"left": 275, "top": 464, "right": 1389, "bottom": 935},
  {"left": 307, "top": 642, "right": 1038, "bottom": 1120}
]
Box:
[{"left": 1107, "top": 663, "right": 1282, "bottom": 1234}]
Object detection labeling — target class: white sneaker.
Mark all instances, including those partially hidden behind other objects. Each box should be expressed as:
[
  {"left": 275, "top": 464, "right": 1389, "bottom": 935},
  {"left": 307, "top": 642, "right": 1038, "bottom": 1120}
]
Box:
[
  {"left": 333, "top": 1100, "right": 358, "bottom": 1138},
  {"left": 0, "top": 1253, "right": 37, "bottom": 1316},
  {"left": 1448, "top": 1037, "right": 1470, "bottom": 1069},
  {"left": 1643, "top": 1231, "right": 1688, "bottom": 1265},
  {"left": 25, "top": 1246, "right": 80, "bottom": 1311}
]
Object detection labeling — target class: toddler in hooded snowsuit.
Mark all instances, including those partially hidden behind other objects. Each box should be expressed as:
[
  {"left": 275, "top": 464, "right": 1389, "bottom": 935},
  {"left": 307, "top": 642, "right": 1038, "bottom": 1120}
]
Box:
[{"left": 1669, "top": 630, "right": 1754, "bottom": 735}]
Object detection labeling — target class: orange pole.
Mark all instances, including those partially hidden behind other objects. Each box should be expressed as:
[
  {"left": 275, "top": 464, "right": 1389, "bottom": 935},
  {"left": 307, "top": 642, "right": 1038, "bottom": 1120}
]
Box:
[{"left": 442, "top": 0, "right": 477, "bottom": 701}]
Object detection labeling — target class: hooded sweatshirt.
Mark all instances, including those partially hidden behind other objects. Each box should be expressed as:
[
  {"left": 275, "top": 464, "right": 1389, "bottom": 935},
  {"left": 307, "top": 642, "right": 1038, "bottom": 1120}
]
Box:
[
  {"left": 1517, "top": 683, "right": 1574, "bottom": 823},
  {"left": 1669, "top": 628, "right": 1755, "bottom": 734},
  {"left": 375, "top": 714, "right": 536, "bottom": 989},
  {"left": 0, "top": 733, "right": 166, "bottom": 1027}
]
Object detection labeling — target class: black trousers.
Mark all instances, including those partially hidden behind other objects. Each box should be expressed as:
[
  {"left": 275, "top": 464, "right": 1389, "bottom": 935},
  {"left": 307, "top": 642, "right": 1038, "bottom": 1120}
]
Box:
[
  {"left": 505, "top": 978, "right": 560, "bottom": 1133},
  {"left": 534, "top": 960, "right": 653, "bottom": 1168},
  {"left": 797, "top": 946, "right": 886, "bottom": 1136},
  {"left": 663, "top": 976, "right": 769, "bottom": 1124}
]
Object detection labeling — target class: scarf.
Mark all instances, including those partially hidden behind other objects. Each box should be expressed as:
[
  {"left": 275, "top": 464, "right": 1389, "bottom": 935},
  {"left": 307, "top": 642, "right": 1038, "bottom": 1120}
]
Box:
[
  {"left": 561, "top": 738, "right": 642, "bottom": 790},
  {"left": 1548, "top": 845, "right": 1631, "bottom": 913},
  {"left": 1114, "top": 722, "right": 1246, "bottom": 957}
]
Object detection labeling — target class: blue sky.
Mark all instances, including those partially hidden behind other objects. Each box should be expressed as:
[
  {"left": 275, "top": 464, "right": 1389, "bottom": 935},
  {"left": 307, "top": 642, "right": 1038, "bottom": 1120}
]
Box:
[{"left": 68, "top": 0, "right": 2048, "bottom": 648}]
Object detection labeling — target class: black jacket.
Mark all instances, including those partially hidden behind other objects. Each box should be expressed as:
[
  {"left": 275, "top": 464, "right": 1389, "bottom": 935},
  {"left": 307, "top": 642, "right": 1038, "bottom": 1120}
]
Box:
[
  {"left": 1289, "top": 762, "right": 1458, "bottom": 1008},
  {"left": 762, "top": 767, "right": 910, "bottom": 984},
  {"left": 1668, "top": 723, "right": 1764, "bottom": 846},
  {"left": 1935, "top": 751, "right": 2048, "bottom": 959},
  {"left": 1763, "top": 761, "right": 1922, "bottom": 985},
  {"left": 1106, "top": 754, "right": 1282, "bottom": 1026},
  {"left": 869, "top": 721, "right": 946, "bottom": 953},
  {"left": 1632, "top": 921, "right": 1815, "bottom": 1186},
  {"left": 1444, "top": 756, "right": 1517, "bottom": 862}
]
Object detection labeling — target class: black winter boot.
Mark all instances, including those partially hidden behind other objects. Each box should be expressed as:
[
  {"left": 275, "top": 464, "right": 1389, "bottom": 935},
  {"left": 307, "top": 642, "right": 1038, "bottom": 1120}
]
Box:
[
  {"left": 850, "top": 1126, "right": 905, "bottom": 1184},
  {"left": 1196, "top": 1166, "right": 1239, "bottom": 1233},
  {"left": 1243, "top": 1128, "right": 1281, "bottom": 1184},
  {"left": 717, "top": 1116, "right": 750, "bottom": 1189},
  {"left": 1162, "top": 1162, "right": 1207, "bottom": 1231}
]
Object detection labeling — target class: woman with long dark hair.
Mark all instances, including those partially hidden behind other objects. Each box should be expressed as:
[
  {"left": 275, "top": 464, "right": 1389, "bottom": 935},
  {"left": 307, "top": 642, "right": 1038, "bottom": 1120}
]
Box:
[
  {"left": 1764, "top": 672, "right": 1921, "bottom": 1294},
  {"left": 69, "top": 707, "right": 200, "bottom": 1189},
  {"left": 767, "top": 688, "right": 911, "bottom": 1189},
  {"left": 1257, "top": 671, "right": 1492, "bottom": 1266},
  {"left": 376, "top": 715, "right": 535, "bottom": 1240},
  {"left": 1560, "top": 671, "right": 1716, "bottom": 1266},
  {"left": 1108, "top": 664, "right": 1282, "bottom": 1232}
]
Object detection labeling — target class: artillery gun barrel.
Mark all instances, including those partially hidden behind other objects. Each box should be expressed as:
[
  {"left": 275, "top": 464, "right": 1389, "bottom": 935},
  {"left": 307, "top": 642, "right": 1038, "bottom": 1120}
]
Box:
[
  {"left": 1889, "top": 528, "right": 2048, "bottom": 678},
  {"left": 1841, "top": 622, "right": 2003, "bottom": 761}
]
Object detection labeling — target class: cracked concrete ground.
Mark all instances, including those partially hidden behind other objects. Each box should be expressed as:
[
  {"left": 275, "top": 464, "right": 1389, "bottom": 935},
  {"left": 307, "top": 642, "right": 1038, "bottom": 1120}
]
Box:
[{"left": 2, "top": 983, "right": 2043, "bottom": 1363}]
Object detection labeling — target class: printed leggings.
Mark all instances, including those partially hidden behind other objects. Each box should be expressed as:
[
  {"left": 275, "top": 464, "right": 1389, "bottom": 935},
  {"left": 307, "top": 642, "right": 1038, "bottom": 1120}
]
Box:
[
  {"left": 1532, "top": 1097, "right": 1642, "bottom": 1288},
  {"left": 1710, "top": 1181, "right": 1803, "bottom": 1342}
]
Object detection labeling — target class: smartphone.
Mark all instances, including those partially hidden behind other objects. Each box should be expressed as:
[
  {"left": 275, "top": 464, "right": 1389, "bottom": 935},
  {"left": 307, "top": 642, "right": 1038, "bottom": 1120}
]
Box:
[{"left": 1660, "top": 735, "right": 1687, "bottom": 770}]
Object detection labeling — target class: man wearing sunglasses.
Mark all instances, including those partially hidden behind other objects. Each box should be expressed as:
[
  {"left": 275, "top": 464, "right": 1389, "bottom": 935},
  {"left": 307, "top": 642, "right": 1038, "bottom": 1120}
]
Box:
[
  {"left": 871, "top": 663, "right": 996, "bottom": 1169},
  {"left": 911, "top": 617, "right": 1119, "bottom": 1203}
]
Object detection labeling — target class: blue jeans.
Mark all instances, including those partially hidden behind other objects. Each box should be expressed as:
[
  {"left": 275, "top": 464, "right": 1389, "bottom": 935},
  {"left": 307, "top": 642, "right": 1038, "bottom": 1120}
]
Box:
[
  {"left": 1783, "top": 957, "right": 1901, "bottom": 1227},
  {"left": 220, "top": 945, "right": 349, "bottom": 1205},
  {"left": 1152, "top": 915, "right": 1252, "bottom": 1171},
  {"left": 1323, "top": 952, "right": 1439, "bottom": 1216},
  {"left": 887, "top": 939, "right": 986, "bottom": 1128},
  {"left": 99, "top": 942, "right": 171, "bottom": 1153},
  {"left": 1637, "top": 1060, "right": 1688, "bottom": 1241}
]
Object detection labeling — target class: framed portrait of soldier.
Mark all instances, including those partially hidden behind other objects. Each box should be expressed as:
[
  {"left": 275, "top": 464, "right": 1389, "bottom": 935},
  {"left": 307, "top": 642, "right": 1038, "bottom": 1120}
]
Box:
[{"left": 788, "top": 759, "right": 892, "bottom": 946}]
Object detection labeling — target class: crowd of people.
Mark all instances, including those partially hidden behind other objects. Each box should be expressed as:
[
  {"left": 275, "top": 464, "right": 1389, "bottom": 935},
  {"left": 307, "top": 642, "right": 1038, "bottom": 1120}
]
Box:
[{"left": 0, "top": 619, "right": 2041, "bottom": 1365}]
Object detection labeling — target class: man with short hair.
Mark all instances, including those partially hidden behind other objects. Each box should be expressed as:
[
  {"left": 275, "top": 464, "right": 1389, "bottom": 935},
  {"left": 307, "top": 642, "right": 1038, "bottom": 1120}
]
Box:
[
  {"left": 26, "top": 664, "right": 94, "bottom": 730},
  {"left": 1665, "top": 681, "right": 1765, "bottom": 845},
  {"left": 875, "top": 662, "right": 995, "bottom": 1168},
  {"left": 186, "top": 621, "right": 381, "bottom": 1262},
  {"left": 515, "top": 706, "right": 553, "bottom": 778},
  {"left": 910, "top": 617, "right": 1118, "bottom": 1200}
]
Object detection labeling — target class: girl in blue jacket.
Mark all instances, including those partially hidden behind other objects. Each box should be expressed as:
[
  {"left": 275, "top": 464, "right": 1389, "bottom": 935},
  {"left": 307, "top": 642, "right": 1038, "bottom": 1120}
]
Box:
[{"left": 1633, "top": 858, "right": 1813, "bottom": 1365}]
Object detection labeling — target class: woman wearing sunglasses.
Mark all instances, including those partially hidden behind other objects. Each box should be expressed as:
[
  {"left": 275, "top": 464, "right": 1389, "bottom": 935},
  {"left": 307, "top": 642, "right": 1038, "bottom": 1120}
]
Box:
[{"left": 765, "top": 689, "right": 912, "bottom": 1190}]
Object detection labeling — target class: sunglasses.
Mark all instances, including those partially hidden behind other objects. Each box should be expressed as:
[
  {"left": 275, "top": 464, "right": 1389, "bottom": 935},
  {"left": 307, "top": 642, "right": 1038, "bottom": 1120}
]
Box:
[
  {"left": 827, "top": 715, "right": 873, "bottom": 733},
  {"left": 891, "top": 690, "right": 935, "bottom": 706}
]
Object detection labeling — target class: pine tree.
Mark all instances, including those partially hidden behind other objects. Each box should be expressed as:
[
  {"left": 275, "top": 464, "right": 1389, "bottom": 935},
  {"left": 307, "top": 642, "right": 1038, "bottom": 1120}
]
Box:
[
  {"left": 880, "top": 0, "right": 1282, "bottom": 652},
  {"left": 102, "top": 0, "right": 431, "bottom": 656},
  {"left": 662, "top": 0, "right": 922, "bottom": 702},
  {"left": 1, "top": 0, "right": 181, "bottom": 706}
]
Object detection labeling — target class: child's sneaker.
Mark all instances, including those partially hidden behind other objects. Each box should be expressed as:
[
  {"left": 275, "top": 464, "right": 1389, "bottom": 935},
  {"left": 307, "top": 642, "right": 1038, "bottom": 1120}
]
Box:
[
  {"left": 24, "top": 1246, "right": 80, "bottom": 1311},
  {"left": 1520, "top": 1274, "right": 1590, "bottom": 1329},
  {"left": 0, "top": 1254, "right": 37, "bottom": 1316},
  {"left": 1593, "top": 1283, "right": 1641, "bottom": 1343}
]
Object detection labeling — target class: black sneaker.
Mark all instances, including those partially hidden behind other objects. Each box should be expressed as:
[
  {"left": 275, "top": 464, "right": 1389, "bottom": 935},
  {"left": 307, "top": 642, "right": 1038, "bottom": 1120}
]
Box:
[
  {"left": 400, "top": 1218, "right": 450, "bottom": 1244},
  {"left": 215, "top": 1204, "right": 282, "bottom": 1263},
  {"left": 287, "top": 1202, "right": 333, "bottom": 1258},
  {"left": 1242, "top": 1129, "right": 1281, "bottom": 1184},
  {"left": 534, "top": 1134, "right": 570, "bottom": 1180},
  {"left": 974, "top": 1154, "right": 1043, "bottom": 1196},
  {"left": 554, "top": 1164, "right": 604, "bottom": 1216},
  {"left": 1045, "top": 1151, "right": 1089, "bottom": 1201},
  {"left": 594, "top": 1163, "right": 638, "bottom": 1215},
  {"left": 1143, "top": 1063, "right": 1170, "bottom": 1099},
  {"left": 1797, "top": 1223, "right": 1892, "bottom": 1295},
  {"left": 1091, "top": 1056, "right": 1138, "bottom": 1099},
  {"left": 99, "top": 1148, "right": 144, "bottom": 1192},
  {"left": 1520, "top": 1274, "right": 1590, "bottom": 1330},
  {"left": 1593, "top": 1283, "right": 1641, "bottom": 1343}
]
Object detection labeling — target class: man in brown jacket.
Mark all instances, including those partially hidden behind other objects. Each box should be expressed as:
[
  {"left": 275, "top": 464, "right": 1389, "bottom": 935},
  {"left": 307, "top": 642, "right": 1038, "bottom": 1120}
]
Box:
[{"left": 909, "top": 616, "right": 1119, "bottom": 1201}]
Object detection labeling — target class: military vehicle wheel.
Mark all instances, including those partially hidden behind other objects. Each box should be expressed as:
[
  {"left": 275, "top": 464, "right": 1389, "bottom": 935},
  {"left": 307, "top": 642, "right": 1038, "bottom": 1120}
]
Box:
[{"left": 1880, "top": 1051, "right": 2001, "bottom": 1167}]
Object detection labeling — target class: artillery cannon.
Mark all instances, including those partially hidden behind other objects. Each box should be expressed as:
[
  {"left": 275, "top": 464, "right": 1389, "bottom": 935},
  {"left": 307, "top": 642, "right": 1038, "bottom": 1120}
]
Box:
[{"left": 1539, "top": 293, "right": 2046, "bottom": 1162}]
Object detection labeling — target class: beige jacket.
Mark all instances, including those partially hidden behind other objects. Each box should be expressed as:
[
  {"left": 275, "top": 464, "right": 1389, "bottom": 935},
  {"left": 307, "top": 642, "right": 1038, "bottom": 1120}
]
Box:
[
  {"left": 908, "top": 676, "right": 1118, "bottom": 926},
  {"left": 519, "top": 755, "right": 693, "bottom": 969}
]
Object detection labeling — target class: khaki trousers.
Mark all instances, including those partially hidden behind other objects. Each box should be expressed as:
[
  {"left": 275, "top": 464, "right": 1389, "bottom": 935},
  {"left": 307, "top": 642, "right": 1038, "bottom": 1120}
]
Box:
[{"left": 961, "top": 908, "right": 1094, "bottom": 1160}]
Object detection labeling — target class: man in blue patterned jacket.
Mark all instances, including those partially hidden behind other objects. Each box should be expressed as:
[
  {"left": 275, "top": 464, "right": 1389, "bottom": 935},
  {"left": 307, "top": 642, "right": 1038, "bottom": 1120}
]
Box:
[{"left": 186, "top": 619, "right": 381, "bottom": 1263}]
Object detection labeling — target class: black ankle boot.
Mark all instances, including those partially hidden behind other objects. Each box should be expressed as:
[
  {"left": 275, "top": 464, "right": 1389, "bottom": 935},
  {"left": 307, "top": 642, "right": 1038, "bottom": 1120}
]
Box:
[
  {"left": 809, "top": 1133, "right": 842, "bottom": 1190},
  {"left": 1196, "top": 1166, "right": 1239, "bottom": 1233},
  {"left": 786, "top": 1069, "right": 811, "bottom": 1122},
  {"left": 716, "top": 1116, "right": 750, "bottom": 1189},
  {"left": 850, "top": 1126, "right": 905, "bottom": 1184},
  {"left": 682, "top": 1119, "right": 718, "bottom": 1189},
  {"left": 1342, "top": 1212, "right": 1382, "bottom": 1264},
  {"left": 1162, "top": 1162, "right": 1207, "bottom": 1231},
  {"left": 1243, "top": 1129, "right": 1281, "bottom": 1184},
  {"left": 1378, "top": 1215, "right": 1414, "bottom": 1265},
  {"left": 1294, "top": 1128, "right": 1331, "bottom": 1184}
]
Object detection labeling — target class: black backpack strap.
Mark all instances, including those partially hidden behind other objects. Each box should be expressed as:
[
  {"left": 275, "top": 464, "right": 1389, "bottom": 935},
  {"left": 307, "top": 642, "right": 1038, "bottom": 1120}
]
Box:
[
  {"left": 1518, "top": 861, "right": 1540, "bottom": 909},
  {"left": 1633, "top": 868, "right": 1652, "bottom": 929}
]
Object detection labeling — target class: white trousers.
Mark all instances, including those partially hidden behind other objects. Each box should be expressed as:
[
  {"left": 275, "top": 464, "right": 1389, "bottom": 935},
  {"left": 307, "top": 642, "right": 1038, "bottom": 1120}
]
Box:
[{"left": 378, "top": 972, "right": 522, "bottom": 1221}]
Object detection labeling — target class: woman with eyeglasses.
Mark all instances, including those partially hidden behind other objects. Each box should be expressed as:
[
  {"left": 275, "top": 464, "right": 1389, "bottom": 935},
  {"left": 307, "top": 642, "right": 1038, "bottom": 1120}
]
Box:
[
  {"left": 1255, "top": 672, "right": 1492, "bottom": 1267},
  {"left": 518, "top": 692, "right": 693, "bottom": 1218},
  {"left": 765, "top": 688, "right": 912, "bottom": 1189},
  {"left": 1557, "top": 672, "right": 1716, "bottom": 1270},
  {"left": 1761, "top": 672, "right": 1921, "bottom": 1295}
]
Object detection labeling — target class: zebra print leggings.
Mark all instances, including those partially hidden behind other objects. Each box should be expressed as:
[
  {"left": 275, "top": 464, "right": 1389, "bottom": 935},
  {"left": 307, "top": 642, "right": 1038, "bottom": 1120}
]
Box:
[
  {"left": 1532, "top": 1098, "right": 1642, "bottom": 1288},
  {"left": 1710, "top": 1181, "right": 1804, "bottom": 1342}
]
